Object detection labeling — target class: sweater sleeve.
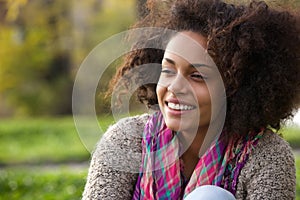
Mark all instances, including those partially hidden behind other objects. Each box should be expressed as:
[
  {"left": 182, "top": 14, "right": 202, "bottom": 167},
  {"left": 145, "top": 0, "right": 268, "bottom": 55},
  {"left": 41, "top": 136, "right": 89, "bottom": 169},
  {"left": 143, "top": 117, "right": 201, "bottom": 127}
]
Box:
[
  {"left": 235, "top": 131, "right": 296, "bottom": 200},
  {"left": 82, "top": 114, "right": 149, "bottom": 200}
]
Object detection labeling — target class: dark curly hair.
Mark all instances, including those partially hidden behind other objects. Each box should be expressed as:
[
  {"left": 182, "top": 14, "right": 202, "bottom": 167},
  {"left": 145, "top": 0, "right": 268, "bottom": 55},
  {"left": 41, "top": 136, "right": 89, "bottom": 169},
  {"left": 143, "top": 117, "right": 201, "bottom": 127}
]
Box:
[{"left": 109, "top": 0, "right": 300, "bottom": 135}]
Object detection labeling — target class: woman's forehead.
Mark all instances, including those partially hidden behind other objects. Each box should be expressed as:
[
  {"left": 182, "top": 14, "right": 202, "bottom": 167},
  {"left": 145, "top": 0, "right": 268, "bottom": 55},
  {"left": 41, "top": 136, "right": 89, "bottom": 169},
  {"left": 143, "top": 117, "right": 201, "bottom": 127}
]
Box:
[{"left": 165, "top": 32, "right": 215, "bottom": 67}]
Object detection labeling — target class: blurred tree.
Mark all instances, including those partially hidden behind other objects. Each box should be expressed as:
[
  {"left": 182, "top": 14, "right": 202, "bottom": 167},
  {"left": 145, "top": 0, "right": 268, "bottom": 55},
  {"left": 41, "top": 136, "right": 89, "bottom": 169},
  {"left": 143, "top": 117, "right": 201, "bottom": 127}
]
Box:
[
  {"left": 0, "top": 0, "right": 74, "bottom": 115},
  {"left": 4, "top": 0, "right": 28, "bottom": 22},
  {"left": 0, "top": 0, "right": 136, "bottom": 116},
  {"left": 72, "top": 0, "right": 136, "bottom": 115},
  {"left": 1, "top": 0, "right": 299, "bottom": 116}
]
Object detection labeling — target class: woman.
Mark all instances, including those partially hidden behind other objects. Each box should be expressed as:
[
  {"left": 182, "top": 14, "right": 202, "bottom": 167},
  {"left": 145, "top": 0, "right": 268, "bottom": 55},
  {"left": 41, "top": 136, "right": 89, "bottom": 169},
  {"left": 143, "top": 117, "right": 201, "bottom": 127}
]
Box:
[{"left": 82, "top": 0, "right": 299, "bottom": 199}]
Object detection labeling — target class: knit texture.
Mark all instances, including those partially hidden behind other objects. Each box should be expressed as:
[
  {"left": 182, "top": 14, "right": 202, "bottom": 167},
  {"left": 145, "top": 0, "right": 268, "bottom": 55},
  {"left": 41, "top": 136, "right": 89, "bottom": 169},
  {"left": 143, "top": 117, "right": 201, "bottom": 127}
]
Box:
[
  {"left": 132, "top": 111, "right": 264, "bottom": 199},
  {"left": 82, "top": 114, "right": 296, "bottom": 200}
]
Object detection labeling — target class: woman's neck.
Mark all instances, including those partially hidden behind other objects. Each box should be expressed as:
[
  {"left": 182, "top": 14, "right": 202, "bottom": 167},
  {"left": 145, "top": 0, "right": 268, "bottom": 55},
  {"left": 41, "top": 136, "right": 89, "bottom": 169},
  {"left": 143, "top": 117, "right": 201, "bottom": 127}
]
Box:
[{"left": 179, "top": 126, "right": 208, "bottom": 179}]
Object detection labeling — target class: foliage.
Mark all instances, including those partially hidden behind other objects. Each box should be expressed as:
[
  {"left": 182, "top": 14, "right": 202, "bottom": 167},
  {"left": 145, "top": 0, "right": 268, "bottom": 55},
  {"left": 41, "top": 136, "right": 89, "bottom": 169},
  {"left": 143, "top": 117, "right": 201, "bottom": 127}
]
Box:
[
  {"left": 0, "top": 167, "right": 87, "bottom": 200},
  {"left": 0, "top": 0, "right": 136, "bottom": 116},
  {"left": 0, "top": 0, "right": 74, "bottom": 115},
  {"left": 0, "top": 115, "right": 120, "bottom": 165},
  {"left": 296, "top": 155, "right": 300, "bottom": 200},
  {"left": 0, "top": 117, "right": 90, "bottom": 165},
  {"left": 281, "top": 125, "right": 300, "bottom": 149},
  {"left": 296, "top": 156, "right": 300, "bottom": 200}
]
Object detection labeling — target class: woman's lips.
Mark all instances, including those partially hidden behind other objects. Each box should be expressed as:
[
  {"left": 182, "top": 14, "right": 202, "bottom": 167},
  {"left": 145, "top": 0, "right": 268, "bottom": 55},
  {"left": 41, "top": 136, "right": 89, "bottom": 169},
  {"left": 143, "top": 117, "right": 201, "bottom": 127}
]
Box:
[
  {"left": 167, "top": 102, "right": 195, "bottom": 111},
  {"left": 165, "top": 100, "right": 196, "bottom": 112}
]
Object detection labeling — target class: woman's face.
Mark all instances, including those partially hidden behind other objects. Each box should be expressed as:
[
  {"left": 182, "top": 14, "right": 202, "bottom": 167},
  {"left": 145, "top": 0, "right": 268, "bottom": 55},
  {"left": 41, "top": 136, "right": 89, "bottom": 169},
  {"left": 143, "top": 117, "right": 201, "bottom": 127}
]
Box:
[{"left": 157, "top": 31, "right": 223, "bottom": 134}]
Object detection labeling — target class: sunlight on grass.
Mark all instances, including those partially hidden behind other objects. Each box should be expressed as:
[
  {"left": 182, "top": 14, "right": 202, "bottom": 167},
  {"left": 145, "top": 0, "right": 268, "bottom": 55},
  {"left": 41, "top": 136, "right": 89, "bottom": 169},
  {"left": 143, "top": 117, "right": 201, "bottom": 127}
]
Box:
[
  {"left": 0, "top": 114, "right": 141, "bottom": 165},
  {"left": 0, "top": 117, "right": 89, "bottom": 165},
  {"left": 295, "top": 154, "right": 300, "bottom": 200},
  {"left": 281, "top": 125, "right": 300, "bottom": 149},
  {"left": 0, "top": 167, "right": 87, "bottom": 200},
  {"left": 296, "top": 155, "right": 300, "bottom": 200}
]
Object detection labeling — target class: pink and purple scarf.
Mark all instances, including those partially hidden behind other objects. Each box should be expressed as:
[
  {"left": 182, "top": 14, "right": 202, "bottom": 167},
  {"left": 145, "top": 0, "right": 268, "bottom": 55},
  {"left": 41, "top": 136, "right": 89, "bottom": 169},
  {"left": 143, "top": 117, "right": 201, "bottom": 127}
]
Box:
[{"left": 132, "top": 111, "right": 263, "bottom": 199}]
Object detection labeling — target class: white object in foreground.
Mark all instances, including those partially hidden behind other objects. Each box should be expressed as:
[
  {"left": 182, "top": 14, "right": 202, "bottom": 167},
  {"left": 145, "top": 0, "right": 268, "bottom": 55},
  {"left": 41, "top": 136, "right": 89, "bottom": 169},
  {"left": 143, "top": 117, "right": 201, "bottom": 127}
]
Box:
[{"left": 184, "top": 185, "right": 236, "bottom": 200}]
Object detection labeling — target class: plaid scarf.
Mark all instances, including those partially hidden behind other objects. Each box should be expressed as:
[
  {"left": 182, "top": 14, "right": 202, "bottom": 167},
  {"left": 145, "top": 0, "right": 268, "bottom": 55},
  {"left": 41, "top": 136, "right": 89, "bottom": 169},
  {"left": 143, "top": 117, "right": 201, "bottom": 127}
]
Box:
[{"left": 132, "top": 111, "right": 263, "bottom": 200}]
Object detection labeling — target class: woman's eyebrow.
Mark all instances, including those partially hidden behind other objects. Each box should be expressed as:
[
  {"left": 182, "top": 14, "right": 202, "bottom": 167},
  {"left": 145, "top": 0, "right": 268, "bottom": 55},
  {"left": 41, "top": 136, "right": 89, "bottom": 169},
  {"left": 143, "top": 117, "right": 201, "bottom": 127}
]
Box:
[
  {"left": 163, "top": 58, "right": 210, "bottom": 69},
  {"left": 163, "top": 58, "right": 175, "bottom": 65},
  {"left": 189, "top": 63, "right": 210, "bottom": 68}
]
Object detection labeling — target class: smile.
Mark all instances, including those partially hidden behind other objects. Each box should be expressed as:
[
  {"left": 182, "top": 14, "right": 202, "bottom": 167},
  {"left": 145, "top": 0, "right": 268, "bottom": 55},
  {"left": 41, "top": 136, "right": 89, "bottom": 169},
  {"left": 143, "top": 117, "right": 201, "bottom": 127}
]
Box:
[{"left": 167, "top": 102, "right": 195, "bottom": 111}]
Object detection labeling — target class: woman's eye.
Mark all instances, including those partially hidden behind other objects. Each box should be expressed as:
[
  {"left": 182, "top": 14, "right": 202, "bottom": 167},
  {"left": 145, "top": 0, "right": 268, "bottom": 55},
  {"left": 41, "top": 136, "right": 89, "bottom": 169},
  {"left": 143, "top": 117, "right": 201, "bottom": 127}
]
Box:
[
  {"left": 161, "top": 68, "right": 175, "bottom": 74},
  {"left": 191, "top": 73, "right": 206, "bottom": 80}
]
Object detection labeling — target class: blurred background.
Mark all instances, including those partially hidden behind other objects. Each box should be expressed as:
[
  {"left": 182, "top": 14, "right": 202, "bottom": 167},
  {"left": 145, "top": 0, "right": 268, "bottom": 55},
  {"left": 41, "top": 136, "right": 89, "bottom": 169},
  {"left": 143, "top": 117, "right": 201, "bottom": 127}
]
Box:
[{"left": 0, "top": 0, "right": 299, "bottom": 199}]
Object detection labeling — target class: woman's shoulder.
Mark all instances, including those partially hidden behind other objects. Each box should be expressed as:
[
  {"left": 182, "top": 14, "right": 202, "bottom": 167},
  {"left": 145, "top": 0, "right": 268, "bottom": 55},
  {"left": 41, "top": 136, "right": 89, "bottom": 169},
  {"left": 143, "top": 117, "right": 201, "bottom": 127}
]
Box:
[
  {"left": 245, "top": 129, "right": 295, "bottom": 174},
  {"left": 97, "top": 113, "right": 150, "bottom": 150},
  {"left": 236, "top": 129, "right": 296, "bottom": 199},
  {"left": 252, "top": 129, "right": 294, "bottom": 160},
  {"left": 92, "top": 113, "right": 150, "bottom": 171},
  {"left": 82, "top": 114, "right": 150, "bottom": 200}
]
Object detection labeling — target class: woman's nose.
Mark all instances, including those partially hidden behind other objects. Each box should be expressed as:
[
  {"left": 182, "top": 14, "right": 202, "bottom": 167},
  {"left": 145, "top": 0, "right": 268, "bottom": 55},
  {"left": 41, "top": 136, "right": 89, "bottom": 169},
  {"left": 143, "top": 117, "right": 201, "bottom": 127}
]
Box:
[{"left": 167, "top": 74, "right": 188, "bottom": 95}]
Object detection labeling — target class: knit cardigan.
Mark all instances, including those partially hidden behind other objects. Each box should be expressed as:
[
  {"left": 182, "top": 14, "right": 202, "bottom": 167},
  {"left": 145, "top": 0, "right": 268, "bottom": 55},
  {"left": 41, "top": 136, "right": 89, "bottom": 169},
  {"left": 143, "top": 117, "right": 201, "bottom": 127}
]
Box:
[{"left": 82, "top": 114, "right": 296, "bottom": 200}]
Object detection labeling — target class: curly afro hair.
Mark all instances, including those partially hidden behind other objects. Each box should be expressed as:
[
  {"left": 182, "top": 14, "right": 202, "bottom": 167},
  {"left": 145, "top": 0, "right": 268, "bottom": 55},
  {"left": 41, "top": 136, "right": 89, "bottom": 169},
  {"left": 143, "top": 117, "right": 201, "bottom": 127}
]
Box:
[{"left": 109, "top": 0, "right": 300, "bottom": 136}]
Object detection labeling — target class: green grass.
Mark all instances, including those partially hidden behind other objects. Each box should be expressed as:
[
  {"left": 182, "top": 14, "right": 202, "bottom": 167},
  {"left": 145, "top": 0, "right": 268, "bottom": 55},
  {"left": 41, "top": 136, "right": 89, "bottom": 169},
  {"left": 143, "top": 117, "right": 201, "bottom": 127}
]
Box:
[
  {"left": 0, "top": 166, "right": 87, "bottom": 200},
  {"left": 296, "top": 155, "right": 300, "bottom": 200},
  {"left": 282, "top": 125, "right": 300, "bottom": 149},
  {"left": 0, "top": 116, "right": 299, "bottom": 199},
  {"left": 0, "top": 116, "right": 116, "bottom": 165},
  {"left": 0, "top": 117, "right": 88, "bottom": 165},
  {"left": 0, "top": 115, "right": 115, "bottom": 200}
]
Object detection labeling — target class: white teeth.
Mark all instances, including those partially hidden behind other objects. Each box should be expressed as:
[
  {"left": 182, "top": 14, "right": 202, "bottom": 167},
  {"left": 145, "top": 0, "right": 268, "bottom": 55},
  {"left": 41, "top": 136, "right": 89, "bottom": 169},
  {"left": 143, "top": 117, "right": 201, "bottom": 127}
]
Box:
[{"left": 168, "top": 102, "right": 194, "bottom": 111}]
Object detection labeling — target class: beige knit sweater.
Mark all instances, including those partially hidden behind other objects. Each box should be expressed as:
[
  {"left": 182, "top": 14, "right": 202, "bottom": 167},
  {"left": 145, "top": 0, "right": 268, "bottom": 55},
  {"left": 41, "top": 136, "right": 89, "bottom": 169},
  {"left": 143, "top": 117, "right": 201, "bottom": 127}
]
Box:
[{"left": 82, "top": 114, "right": 296, "bottom": 200}]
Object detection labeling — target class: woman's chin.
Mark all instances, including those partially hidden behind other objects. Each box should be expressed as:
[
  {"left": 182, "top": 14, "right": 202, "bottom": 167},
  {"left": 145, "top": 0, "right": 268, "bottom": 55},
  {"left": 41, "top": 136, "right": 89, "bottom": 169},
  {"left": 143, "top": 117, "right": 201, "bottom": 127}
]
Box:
[{"left": 165, "top": 119, "right": 200, "bottom": 134}]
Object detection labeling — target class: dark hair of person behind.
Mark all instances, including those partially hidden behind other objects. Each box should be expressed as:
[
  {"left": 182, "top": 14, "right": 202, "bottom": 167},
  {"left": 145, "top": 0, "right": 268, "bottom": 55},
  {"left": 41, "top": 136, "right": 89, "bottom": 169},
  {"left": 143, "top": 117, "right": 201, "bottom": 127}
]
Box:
[{"left": 109, "top": 0, "right": 300, "bottom": 136}]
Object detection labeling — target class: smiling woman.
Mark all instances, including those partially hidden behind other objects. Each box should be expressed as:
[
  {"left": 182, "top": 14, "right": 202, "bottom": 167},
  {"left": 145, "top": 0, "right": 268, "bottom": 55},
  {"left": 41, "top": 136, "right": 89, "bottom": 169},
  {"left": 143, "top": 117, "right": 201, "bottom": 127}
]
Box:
[
  {"left": 158, "top": 32, "right": 214, "bottom": 134},
  {"left": 156, "top": 32, "right": 224, "bottom": 180},
  {"left": 82, "top": 0, "right": 300, "bottom": 199}
]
